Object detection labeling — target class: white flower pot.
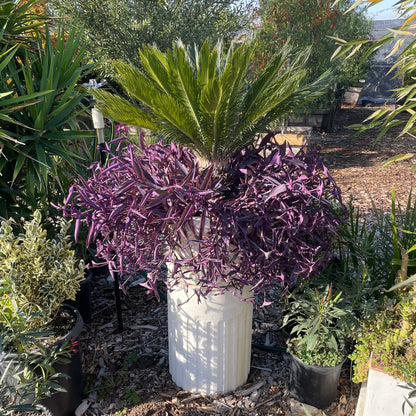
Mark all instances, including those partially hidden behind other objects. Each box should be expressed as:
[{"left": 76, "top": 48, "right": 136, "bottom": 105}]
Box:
[
  {"left": 342, "top": 87, "right": 362, "bottom": 106},
  {"left": 356, "top": 368, "right": 415, "bottom": 416},
  {"left": 168, "top": 283, "right": 253, "bottom": 394}
]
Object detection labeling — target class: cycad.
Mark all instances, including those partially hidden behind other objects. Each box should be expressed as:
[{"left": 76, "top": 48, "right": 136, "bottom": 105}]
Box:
[{"left": 93, "top": 39, "right": 329, "bottom": 165}]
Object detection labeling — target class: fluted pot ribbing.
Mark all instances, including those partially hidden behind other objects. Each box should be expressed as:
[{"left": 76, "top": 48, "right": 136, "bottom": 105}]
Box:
[{"left": 168, "top": 283, "right": 253, "bottom": 394}]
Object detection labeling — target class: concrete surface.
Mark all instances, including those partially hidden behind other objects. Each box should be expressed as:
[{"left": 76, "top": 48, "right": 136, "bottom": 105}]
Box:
[{"left": 355, "top": 368, "right": 414, "bottom": 416}]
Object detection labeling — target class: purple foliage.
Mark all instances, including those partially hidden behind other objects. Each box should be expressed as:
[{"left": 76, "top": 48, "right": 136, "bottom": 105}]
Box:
[
  {"left": 62, "top": 132, "right": 345, "bottom": 302},
  {"left": 222, "top": 135, "right": 345, "bottom": 291}
]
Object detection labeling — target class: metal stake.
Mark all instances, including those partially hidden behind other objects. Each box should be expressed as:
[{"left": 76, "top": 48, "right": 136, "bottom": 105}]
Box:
[
  {"left": 113, "top": 272, "right": 124, "bottom": 332},
  {"left": 92, "top": 104, "right": 124, "bottom": 332}
]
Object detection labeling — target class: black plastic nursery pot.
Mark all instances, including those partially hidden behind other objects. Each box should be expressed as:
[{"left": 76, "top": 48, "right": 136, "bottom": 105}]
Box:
[
  {"left": 289, "top": 354, "right": 344, "bottom": 409},
  {"left": 65, "top": 271, "right": 93, "bottom": 323},
  {"left": 90, "top": 264, "right": 109, "bottom": 278},
  {"left": 39, "top": 304, "right": 84, "bottom": 416}
]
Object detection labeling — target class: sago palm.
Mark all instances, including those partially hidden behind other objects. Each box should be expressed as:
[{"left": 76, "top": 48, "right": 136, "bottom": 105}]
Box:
[{"left": 93, "top": 39, "right": 329, "bottom": 164}]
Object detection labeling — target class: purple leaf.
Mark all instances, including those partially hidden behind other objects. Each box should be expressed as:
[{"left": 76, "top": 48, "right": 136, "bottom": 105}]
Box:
[{"left": 61, "top": 131, "right": 346, "bottom": 302}]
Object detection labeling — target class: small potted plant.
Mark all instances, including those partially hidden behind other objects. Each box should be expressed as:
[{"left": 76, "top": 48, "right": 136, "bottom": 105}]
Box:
[
  {"left": 0, "top": 296, "right": 75, "bottom": 414},
  {"left": 283, "top": 284, "right": 354, "bottom": 409},
  {"left": 0, "top": 210, "right": 85, "bottom": 416}
]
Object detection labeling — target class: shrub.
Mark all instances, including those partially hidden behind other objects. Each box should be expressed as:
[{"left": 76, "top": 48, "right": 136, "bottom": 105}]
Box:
[
  {"left": 0, "top": 211, "right": 85, "bottom": 328},
  {"left": 254, "top": 0, "right": 372, "bottom": 110},
  {"left": 48, "top": 0, "right": 253, "bottom": 78},
  {"left": 350, "top": 302, "right": 416, "bottom": 383}
]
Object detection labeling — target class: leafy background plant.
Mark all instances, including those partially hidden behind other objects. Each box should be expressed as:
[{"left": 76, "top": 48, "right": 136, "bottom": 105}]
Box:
[
  {"left": 47, "top": 0, "right": 253, "bottom": 78},
  {"left": 318, "top": 199, "right": 394, "bottom": 320},
  {"left": 254, "top": 0, "right": 372, "bottom": 112},
  {"left": 347, "top": 191, "right": 416, "bottom": 384},
  {"left": 350, "top": 300, "right": 416, "bottom": 383}
]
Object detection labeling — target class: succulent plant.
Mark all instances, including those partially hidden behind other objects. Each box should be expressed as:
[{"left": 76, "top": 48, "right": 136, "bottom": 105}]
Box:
[{"left": 63, "top": 133, "right": 344, "bottom": 303}]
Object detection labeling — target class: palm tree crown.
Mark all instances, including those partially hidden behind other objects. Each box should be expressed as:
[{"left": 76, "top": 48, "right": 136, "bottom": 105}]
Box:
[{"left": 93, "top": 39, "right": 329, "bottom": 165}]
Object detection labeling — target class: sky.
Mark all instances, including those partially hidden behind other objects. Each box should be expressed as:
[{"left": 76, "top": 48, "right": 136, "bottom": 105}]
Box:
[{"left": 366, "top": 0, "right": 403, "bottom": 20}]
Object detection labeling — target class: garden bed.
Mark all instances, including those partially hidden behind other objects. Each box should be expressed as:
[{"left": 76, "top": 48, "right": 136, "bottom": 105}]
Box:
[{"left": 77, "top": 106, "right": 415, "bottom": 416}]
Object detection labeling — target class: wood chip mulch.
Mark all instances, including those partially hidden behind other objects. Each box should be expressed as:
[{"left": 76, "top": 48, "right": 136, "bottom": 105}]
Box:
[{"left": 78, "top": 275, "right": 358, "bottom": 416}]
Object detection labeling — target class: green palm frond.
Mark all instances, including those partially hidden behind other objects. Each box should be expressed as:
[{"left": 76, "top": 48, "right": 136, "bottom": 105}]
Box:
[
  {"left": 93, "top": 39, "right": 330, "bottom": 164},
  {"left": 93, "top": 89, "right": 159, "bottom": 130}
]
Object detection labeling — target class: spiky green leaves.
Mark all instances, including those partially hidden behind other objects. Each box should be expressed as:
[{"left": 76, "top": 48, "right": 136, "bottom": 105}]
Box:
[
  {"left": 0, "top": 22, "right": 92, "bottom": 218},
  {"left": 93, "top": 39, "right": 330, "bottom": 164}
]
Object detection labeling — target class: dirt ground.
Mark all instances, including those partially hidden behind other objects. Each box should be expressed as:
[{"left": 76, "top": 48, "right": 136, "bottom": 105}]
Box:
[
  {"left": 77, "top": 106, "right": 416, "bottom": 416},
  {"left": 318, "top": 107, "right": 416, "bottom": 214}
]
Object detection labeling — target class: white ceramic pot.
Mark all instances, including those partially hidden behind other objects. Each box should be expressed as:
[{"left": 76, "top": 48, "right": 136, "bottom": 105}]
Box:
[
  {"left": 168, "top": 283, "right": 253, "bottom": 394},
  {"left": 342, "top": 87, "right": 362, "bottom": 106}
]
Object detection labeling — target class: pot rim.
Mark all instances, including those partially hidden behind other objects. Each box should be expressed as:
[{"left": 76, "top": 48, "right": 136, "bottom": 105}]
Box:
[{"left": 57, "top": 304, "right": 84, "bottom": 345}]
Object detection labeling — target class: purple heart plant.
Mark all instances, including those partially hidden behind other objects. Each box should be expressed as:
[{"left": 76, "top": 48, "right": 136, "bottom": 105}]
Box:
[{"left": 62, "top": 131, "right": 345, "bottom": 304}]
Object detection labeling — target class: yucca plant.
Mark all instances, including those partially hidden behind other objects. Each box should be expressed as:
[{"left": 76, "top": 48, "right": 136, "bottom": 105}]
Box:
[
  {"left": 0, "top": 0, "right": 48, "bottom": 47},
  {"left": 92, "top": 39, "right": 330, "bottom": 165},
  {"left": 0, "top": 22, "right": 93, "bottom": 219},
  {"left": 0, "top": 40, "right": 47, "bottom": 145}
]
